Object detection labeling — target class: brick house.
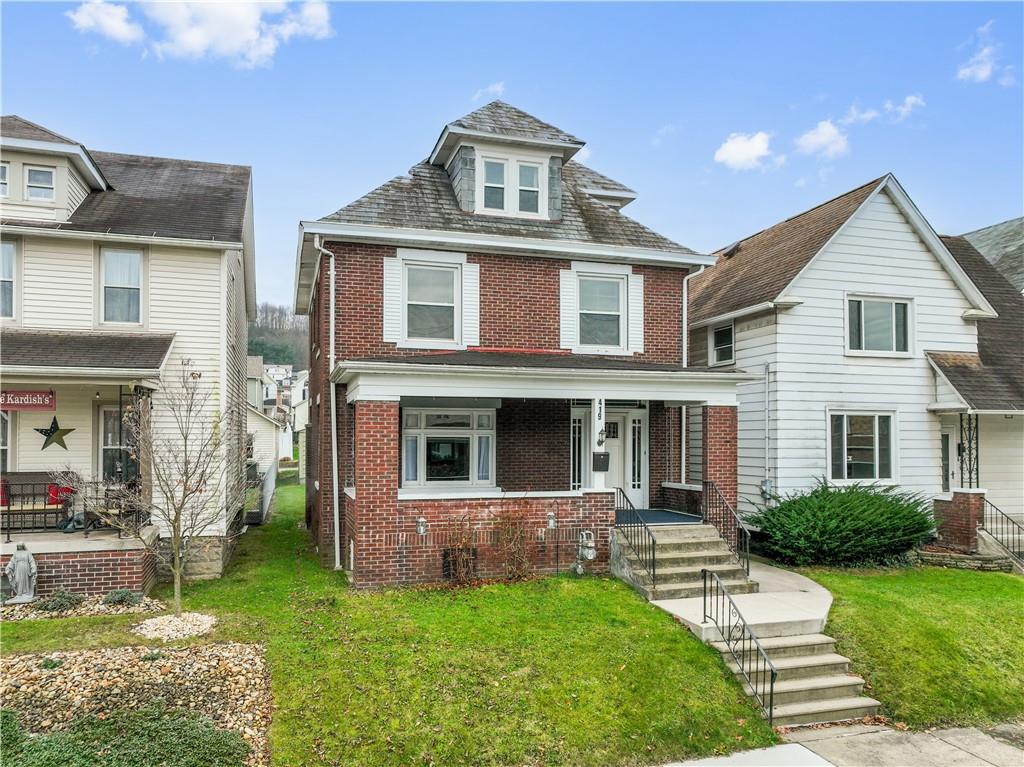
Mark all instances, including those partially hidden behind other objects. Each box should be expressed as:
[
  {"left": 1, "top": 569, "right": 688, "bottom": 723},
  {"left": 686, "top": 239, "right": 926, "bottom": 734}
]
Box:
[{"left": 294, "top": 102, "right": 754, "bottom": 587}]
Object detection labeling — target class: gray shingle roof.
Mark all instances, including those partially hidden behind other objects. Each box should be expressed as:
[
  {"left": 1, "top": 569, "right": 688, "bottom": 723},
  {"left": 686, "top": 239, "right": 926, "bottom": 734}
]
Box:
[
  {"left": 1, "top": 115, "right": 77, "bottom": 144},
  {"left": 1, "top": 329, "right": 175, "bottom": 372},
  {"left": 963, "top": 217, "right": 1024, "bottom": 293},
  {"left": 320, "top": 159, "right": 695, "bottom": 255},
  {"left": 449, "top": 101, "right": 583, "bottom": 145},
  {"left": 564, "top": 161, "right": 635, "bottom": 195}
]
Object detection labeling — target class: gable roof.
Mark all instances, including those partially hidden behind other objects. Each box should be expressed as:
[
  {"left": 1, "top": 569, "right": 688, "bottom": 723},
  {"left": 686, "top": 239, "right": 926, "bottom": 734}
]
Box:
[
  {"left": 963, "top": 217, "right": 1024, "bottom": 293},
  {"left": 0, "top": 115, "right": 77, "bottom": 144},
  {"left": 318, "top": 158, "right": 696, "bottom": 255},
  {"left": 449, "top": 101, "right": 584, "bottom": 146}
]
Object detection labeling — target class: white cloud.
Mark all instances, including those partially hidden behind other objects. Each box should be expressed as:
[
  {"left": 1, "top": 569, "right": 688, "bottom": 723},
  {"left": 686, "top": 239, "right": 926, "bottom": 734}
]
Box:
[
  {"left": 884, "top": 94, "right": 926, "bottom": 122},
  {"left": 472, "top": 81, "right": 505, "bottom": 101},
  {"left": 999, "top": 67, "right": 1017, "bottom": 88},
  {"left": 574, "top": 146, "right": 592, "bottom": 163},
  {"left": 957, "top": 20, "right": 1014, "bottom": 86},
  {"left": 65, "top": 1, "right": 332, "bottom": 68},
  {"left": 839, "top": 104, "right": 880, "bottom": 125},
  {"left": 650, "top": 124, "right": 677, "bottom": 148},
  {"left": 66, "top": 1, "right": 144, "bottom": 45},
  {"left": 713, "top": 131, "right": 783, "bottom": 171},
  {"left": 795, "top": 120, "right": 849, "bottom": 159}
]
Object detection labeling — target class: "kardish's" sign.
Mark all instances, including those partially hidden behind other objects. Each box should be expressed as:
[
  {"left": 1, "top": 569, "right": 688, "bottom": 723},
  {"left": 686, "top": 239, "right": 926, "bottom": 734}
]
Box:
[{"left": 0, "top": 390, "right": 56, "bottom": 411}]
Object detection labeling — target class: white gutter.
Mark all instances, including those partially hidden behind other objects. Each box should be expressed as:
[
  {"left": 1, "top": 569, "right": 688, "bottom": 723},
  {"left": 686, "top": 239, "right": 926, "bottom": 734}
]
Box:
[
  {"left": 313, "top": 234, "right": 342, "bottom": 571},
  {"left": 764, "top": 362, "right": 771, "bottom": 490},
  {"left": 0, "top": 224, "right": 240, "bottom": 251},
  {"left": 682, "top": 266, "right": 704, "bottom": 367},
  {"left": 1, "top": 365, "right": 163, "bottom": 378},
  {"left": 690, "top": 300, "right": 803, "bottom": 330}
]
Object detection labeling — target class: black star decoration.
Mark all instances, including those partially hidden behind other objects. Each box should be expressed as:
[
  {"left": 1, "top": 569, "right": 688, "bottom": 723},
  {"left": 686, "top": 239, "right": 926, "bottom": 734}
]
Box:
[{"left": 35, "top": 417, "right": 75, "bottom": 450}]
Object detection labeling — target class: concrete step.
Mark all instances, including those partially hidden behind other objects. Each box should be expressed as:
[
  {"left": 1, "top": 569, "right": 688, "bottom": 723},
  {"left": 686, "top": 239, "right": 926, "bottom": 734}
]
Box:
[
  {"left": 628, "top": 563, "right": 748, "bottom": 586},
  {"left": 750, "top": 674, "right": 866, "bottom": 706},
  {"left": 625, "top": 549, "right": 739, "bottom": 568},
  {"left": 770, "top": 695, "right": 881, "bottom": 726},
  {"left": 651, "top": 539, "right": 733, "bottom": 555},
  {"left": 649, "top": 579, "right": 759, "bottom": 600},
  {"left": 728, "top": 653, "right": 852, "bottom": 682},
  {"left": 711, "top": 633, "right": 837, "bottom": 660},
  {"left": 650, "top": 524, "right": 721, "bottom": 540}
]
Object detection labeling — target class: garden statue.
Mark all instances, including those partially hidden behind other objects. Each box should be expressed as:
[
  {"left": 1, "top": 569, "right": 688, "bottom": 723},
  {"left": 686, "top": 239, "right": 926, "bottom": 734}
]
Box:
[{"left": 4, "top": 544, "right": 38, "bottom": 604}]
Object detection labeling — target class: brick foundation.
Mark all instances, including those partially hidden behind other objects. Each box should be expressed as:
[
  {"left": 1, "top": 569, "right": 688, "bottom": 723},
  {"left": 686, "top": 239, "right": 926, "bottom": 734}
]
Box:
[
  {"left": 1, "top": 546, "right": 156, "bottom": 597},
  {"left": 934, "top": 489, "right": 985, "bottom": 553}
]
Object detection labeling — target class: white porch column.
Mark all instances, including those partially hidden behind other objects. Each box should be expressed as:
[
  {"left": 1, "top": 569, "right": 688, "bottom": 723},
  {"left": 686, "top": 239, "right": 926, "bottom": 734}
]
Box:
[{"left": 590, "top": 397, "right": 606, "bottom": 490}]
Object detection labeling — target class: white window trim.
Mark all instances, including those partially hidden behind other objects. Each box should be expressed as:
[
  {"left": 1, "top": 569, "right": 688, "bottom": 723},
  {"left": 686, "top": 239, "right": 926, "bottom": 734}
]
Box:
[
  {"left": 481, "top": 157, "right": 507, "bottom": 213},
  {"left": 99, "top": 247, "right": 145, "bottom": 326},
  {"left": 0, "top": 162, "right": 9, "bottom": 198},
  {"left": 401, "top": 408, "right": 496, "bottom": 488},
  {"left": 399, "top": 254, "right": 464, "bottom": 350},
  {"left": 826, "top": 408, "right": 899, "bottom": 485},
  {"left": 708, "top": 321, "right": 735, "bottom": 367},
  {"left": 1, "top": 239, "right": 18, "bottom": 322},
  {"left": 575, "top": 272, "right": 628, "bottom": 355},
  {"left": 97, "top": 405, "right": 127, "bottom": 481},
  {"left": 567, "top": 261, "right": 638, "bottom": 356},
  {"left": 23, "top": 164, "right": 55, "bottom": 203},
  {"left": 844, "top": 293, "right": 914, "bottom": 358},
  {"left": 474, "top": 149, "right": 549, "bottom": 220},
  {"left": 516, "top": 160, "right": 543, "bottom": 215},
  {"left": 0, "top": 410, "right": 15, "bottom": 473}
]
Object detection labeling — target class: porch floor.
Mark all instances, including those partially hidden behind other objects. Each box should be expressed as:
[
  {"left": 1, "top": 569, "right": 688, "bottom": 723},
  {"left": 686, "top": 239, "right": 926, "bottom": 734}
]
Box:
[{"left": 615, "top": 508, "right": 702, "bottom": 526}]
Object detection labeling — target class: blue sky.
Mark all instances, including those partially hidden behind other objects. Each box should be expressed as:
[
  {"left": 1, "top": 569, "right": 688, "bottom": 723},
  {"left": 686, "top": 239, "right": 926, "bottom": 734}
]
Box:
[{"left": 3, "top": 2, "right": 1022, "bottom": 306}]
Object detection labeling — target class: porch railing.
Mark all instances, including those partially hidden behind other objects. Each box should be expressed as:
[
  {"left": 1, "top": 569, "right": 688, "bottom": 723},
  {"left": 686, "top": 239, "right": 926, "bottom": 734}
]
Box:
[
  {"left": 614, "top": 487, "right": 657, "bottom": 585},
  {"left": 0, "top": 482, "right": 150, "bottom": 541},
  {"left": 981, "top": 499, "right": 1023, "bottom": 563},
  {"left": 703, "top": 569, "right": 777, "bottom": 725},
  {"left": 702, "top": 480, "right": 751, "bottom": 575}
]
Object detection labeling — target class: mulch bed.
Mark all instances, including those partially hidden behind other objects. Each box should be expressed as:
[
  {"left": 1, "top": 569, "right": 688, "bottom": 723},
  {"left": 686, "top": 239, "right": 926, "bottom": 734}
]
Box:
[
  {"left": 0, "top": 643, "right": 271, "bottom": 766},
  {"left": 1, "top": 595, "right": 165, "bottom": 622}
]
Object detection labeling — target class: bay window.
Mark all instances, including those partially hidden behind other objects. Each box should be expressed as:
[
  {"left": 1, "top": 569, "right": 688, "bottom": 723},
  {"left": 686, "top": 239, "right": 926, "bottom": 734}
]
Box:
[
  {"left": 848, "top": 297, "right": 910, "bottom": 353},
  {"left": 102, "top": 248, "right": 143, "bottom": 324},
  {"left": 402, "top": 409, "right": 495, "bottom": 487},
  {"left": 829, "top": 412, "right": 894, "bottom": 481}
]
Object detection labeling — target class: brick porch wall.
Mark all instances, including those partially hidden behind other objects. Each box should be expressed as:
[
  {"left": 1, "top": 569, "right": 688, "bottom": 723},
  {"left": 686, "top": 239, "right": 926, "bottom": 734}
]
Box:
[
  {"left": 701, "top": 405, "right": 739, "bottom": 544},
  {"left": 1, "top": 547, "right": 156, "bottom": 597},
  {"left": 934, "top": 489, "right": 985, "bottom": 553},
  {"left": 496, "top": 399, "right": 570, "bottom": 491}
]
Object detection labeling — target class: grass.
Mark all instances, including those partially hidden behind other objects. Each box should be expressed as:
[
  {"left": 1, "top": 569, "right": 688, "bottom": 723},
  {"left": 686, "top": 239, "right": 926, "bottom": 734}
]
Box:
[
  {"left": 2, "top": 485, "right": 775, "bottom": 766},
  {"left": 805, "top": 567, "right": 1024, "bottom": 729}
]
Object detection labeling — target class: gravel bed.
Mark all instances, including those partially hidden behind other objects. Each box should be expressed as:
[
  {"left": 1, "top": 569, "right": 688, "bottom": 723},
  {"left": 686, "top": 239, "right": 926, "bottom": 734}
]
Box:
[
  {"left": 1, "top": 643, "right": 271, "bottom": 766},
  {"left": 133, "top": 612, "right": 218, "bottom": 641},
  {"left": 1, "top": 595, "right": 165, "bottom": 622}
]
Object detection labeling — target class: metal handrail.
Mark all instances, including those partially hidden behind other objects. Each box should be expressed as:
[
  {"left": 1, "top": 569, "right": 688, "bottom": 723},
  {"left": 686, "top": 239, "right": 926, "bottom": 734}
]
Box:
[
  {"left": 981, "top": 499, "right": 1023, "bottom": 562},
  {"left": 702, "top": 480, "right": 751, "bottom": 575},
  {"left": 703, "top": 569, "right": 777, "bottom": 725},
  {"left": 614, "top": 487, "right": 657, "bottom": 585}
]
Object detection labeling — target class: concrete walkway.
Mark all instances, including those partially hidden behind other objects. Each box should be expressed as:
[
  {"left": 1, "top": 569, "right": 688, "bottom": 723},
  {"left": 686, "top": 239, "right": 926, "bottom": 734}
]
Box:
[
  {"left": 664, "top": 723, "right": 1024, "bottom": 767},
  {"left": 651, "top": 560, "right": 832, "bottom": 640}
]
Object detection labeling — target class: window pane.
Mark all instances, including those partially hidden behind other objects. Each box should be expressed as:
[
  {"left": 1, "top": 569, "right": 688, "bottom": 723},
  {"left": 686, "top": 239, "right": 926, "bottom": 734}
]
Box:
[
  {"left": 404, "top": 412, "right": 420, "bottom": 428},
  {"left": 519, "top": 164, "right": 539, "bottom": 188},
  {"left": 102, "top": 409, "right": 121, "bottom": 447},
  {"left": 104, "top": 286, "right": 140, "bottom": 323},
  {"left": 846, "top": 415, "right": 877, "bottom": 479},
  {"left": 407, "top": 304, "right": 455, "bottom": 339},
  {"left": 713, "top": 325, "right": 733, "bottom": 351},
  {"left": 714, "top": 344, "right": 734, "bottom": 364},
  {"left": 403, "top": 437, "right": 418, "bottom": 482},
  {"left": 0, "top": 282, "right": 12, "bottom": 318},
  {"left": 580, "top": 313, "right": 620, "bottom": 346},
  {"left": 426, "top": 437, "right": 470, "bottom": 481},
  {"left": 863, "top": 301, "right": 893, "bottom": 351},
  {"left": 477, "top": 435, "right": 491, "bottom": 481},
  {"left": 26, "top": 185, "right": 53, "bottom": 200},
  {"left": 104, "top": 250, "right": 141, "bottom": 287},
  {"left": 579, "top": 278, "right": 620, "bottom": 312},
  {"left": 1, "top": 412, "right": 8, "bottom": 448},
  {"left": 848, "top": 300, "right": 862, "bottom": 349},
  {"left": 483, "top": 185, "right": 504, "bottom": 209},
  {"left": 894, "top": 303, "right": 908, "bottom": 352},
  {"left": 830, "top": 414, "right": 844, "bottom": 479},
  {"left": 0, "top": 182, "right": 7, "bottom": 196},
  {"left": 1, "top": 242, "right": 13, "bottom": 279},
  {"left": 484, "top": 161, "right": 504, "bottom": 185},
  {"left": 27, "top": 168, "right": 53, "bottom": 186},
  {"left": 407, "top": 266, "right": 455, "bottom": 303},
  {"left": 476, "top": 414, "right": 491, "bottom": 429},
  {"left": 425, "top": 413, "right": 472, "bottom": 428},
  {"left": 519, "top": 189, "right": 539, "bottom": 213},
  {"left": 878, "top": 416, "right": 892, "bottom": 478}
]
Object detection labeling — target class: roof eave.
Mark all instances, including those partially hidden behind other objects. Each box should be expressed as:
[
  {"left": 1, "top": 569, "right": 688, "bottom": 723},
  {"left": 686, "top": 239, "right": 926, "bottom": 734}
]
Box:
[
  {"left": 0, "top": 136, "right": 109, "bottom": 190},
  {"left": 429, "top": 125, "right": 585, "bottom": 166}
]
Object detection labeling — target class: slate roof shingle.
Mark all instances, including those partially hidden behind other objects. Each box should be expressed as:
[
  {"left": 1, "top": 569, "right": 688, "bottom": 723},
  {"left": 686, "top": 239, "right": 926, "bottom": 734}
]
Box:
[
  {"left": 1, "top": 329, "right": 175, "bottom": 372},
  {"left": 449, "top": 101, "right": 583, "bottom": 146},
  {"left": 565, "top": 161, "right": 635, "bottom": 195},
  {"left": 963, "top": 217, "right": 1024, "bottom": 293},
  {"left": 0, "top": 115, "right": 77, "bottom": 144}
]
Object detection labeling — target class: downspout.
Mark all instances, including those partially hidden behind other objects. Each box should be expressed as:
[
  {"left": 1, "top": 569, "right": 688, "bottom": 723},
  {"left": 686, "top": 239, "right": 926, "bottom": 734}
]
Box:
[
  {"left": 313, "top": 234, "right": 342, "bottom": 570},
  {"left": 763, "top": 362, "right": 772, "bottom": 498},
  {"left": 681, "top": 266, "right": 704, "bottom": 368}
]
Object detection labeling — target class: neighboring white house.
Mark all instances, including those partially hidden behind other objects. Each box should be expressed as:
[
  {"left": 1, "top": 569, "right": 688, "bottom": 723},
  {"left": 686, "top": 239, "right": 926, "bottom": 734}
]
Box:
[
  {"left": 687, "top": 174, "right": 1022, "bottom": 532},
  {"left": 0, "top": 115, "right": 256, "bottom": 585}
]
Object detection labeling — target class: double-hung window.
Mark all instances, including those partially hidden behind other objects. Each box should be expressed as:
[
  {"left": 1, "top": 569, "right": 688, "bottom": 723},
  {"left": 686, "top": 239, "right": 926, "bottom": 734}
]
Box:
[
  {"left": 102, "top": 248, "right": 142, "bottom": 324},
  {"left": 476, "top": 152, "right": 547, "bottom": 218},
  {"left": 402, "top": 409, "right": 495, "bottom": 487},
  {"left": 1, "top": 241, "right": 15, "bottom": 319},
  {"left": 848, "top": 297, "right": 909, "bottom": 353},
  {"left": 710, "top": 322, "right": 734, "bottom": 365},
  {"left": 517, "top": 162, "right": 541, "bottom": 214},
  {"left": 0, "top": 163, "right": 8, "bottom": 197},
  {"left": 405, "top": 262, "right": 459, "bottom": 342},
  {"left": 483, "top": 160, "right": 506, "bottom": 211},
  {"left": 578, "top": 274, "right": 626, "bottom": 350},
  {"left": 25, "top": 166, "right": 55, "bottom": 201},
  {"left": 829, "top": 412, "right": 894, "bottom": 481}
]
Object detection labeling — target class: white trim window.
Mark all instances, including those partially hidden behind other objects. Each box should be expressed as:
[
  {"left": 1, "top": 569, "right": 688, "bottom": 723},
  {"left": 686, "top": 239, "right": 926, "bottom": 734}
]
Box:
[
  {"left": 402, "top": 409, "right": 495, "bottom": 487},
  {"left": 0, "top": 163, "right": 8, "bottom": 197},
  {"left": 847, "top": 296, "right": 910, "bottom": 354},
  {"left": 560, "top": 261, "right": 644, "bottom": 355},
  {"left": 101, "top": 247, "right": 143, "bottom": 324},
  {"left": 24, "top": 165, "right": 55, "bottom": 201},
  {"left": 1, "top": 240, "right": 15, "bottom": 319},
  {"left": 404, "top": 262, "right": 460, "bottom": 344},
  {"left": 517, "top": 162, "right": 541, "bottom": 214},
  {"left": 577, "top": 274, "right": 626, "bottom": 351},
  {"left": 828, "top": 411, "right": 895, "bottom": 482},
  {"left": 0, "top": 411, "right": 11, "bottom": 473},
  {"left": 475, "top": 149, "right": 549, "bottom": 219},
  {"left": 709, "top": 322, "right": 734, "bottom": 366},
  {"left": 482, "top": 159, "right": 506, "bottom": 211}
]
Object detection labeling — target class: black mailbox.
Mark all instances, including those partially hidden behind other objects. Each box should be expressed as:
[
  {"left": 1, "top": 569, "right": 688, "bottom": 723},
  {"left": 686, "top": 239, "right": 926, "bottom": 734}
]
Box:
[{"left": 592, "top": 452, "right": 610, "bottom": 472}]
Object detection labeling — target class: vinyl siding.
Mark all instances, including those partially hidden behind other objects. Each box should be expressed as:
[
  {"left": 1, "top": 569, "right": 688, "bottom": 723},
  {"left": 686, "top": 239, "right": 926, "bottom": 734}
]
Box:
[
  {"left": 979, "top": 415, "right": 1024, "bottom": 525},
  {"left": 21, "top": 236, "right": 95, "bottom": 328},
  {"left": 223, "top": 249, "right": 248, "bottom": 518},
  {"left": 248, "top": 410, "right": 280, "bottom": 475},
  {"left": 735, "top": 311, "right": 777, "bottom": 515},
  {"left": 67, "top": 166, "right": 89, "bottom": 213}
]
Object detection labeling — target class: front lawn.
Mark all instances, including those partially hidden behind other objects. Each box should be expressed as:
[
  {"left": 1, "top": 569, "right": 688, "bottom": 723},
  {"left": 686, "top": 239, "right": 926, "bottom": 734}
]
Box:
[
  {"left": 3, "top": 486, "right": 774, "bottom": 766},
  {"left": 806, "top": 567, "right": 1024, "bottom": 729}
]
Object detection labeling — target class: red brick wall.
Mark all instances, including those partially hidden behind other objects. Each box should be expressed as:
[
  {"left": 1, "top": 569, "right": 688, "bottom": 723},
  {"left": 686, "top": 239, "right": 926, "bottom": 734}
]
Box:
[
  {"left": 649, "top": 403, "right": 684, "bottom": 506},
  {"left": 701, "top": 406, "right": 738, "bottom": 544},
  {"left": 352, "top": 400, "right": 401, "bottom": 586},
  {"left": 496, "top": 399, "right": 570, "bottom": 491},
  {"left": 934, "top": 490, "right": 984, "bottom": 553},
  {"left": 1, "top": 547, "right": 156, "bottom": 597}
]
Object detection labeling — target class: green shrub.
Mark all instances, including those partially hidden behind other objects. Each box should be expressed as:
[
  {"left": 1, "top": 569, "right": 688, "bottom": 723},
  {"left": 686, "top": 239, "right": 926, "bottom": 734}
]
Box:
[
  {"left": 33, "top": 590, "right": 85, "bottom": 613},
  {"left": 0, "top": 711, "right": 25, "bottom": 755},
  {"left": 102, "top": 588, "right": 143, "bottom": 606},
  {"left": 39, "top": 657, "right": 64, "bottom": 670},
  {"left": 748, "top": 481, "right": 934, "bottom": 566}
]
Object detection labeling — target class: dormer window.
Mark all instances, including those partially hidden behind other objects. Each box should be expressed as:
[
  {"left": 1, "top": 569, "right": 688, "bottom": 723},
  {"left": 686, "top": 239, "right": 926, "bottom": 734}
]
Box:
[
  {"left": 475, "top": 149, "right": 548, "bottom": 219},
  {"left": 483, "top": 160, "right": 506, "bottom": 210},
  {"left": 518, "top": 162, "right": 541, "bottom": 213},
  {"left": 25, "top": 166, "right": 55, "bottom": 201},
  {"left": 0, "top": 163, "right": 8, "bottom": 197}
]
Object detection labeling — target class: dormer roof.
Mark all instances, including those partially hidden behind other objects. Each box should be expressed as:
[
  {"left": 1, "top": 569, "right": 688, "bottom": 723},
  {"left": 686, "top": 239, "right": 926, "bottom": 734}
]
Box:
[
  {"left": 1, "top": 114, "right": 108, "bottom": 190},
  {"left": 0, "top": 115, "right": 78, "bottom": 144},
  {"left": 430, "top": 101, "right": 585, "bottom": 165}
]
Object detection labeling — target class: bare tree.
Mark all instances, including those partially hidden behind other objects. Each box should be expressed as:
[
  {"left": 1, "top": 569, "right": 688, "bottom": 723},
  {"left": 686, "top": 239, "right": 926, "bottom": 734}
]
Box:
[{"left": 56, "top": 359, "right": 240, "bottom": 615}]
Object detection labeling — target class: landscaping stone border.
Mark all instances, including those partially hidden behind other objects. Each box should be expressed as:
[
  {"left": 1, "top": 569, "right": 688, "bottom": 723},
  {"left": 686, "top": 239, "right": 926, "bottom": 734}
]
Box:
[
  {"left": 1, "top": 595, "right": 165, "bottom": 622},
  {"left": 911, "top": 547, "right": 1013, "bottom": 573}
]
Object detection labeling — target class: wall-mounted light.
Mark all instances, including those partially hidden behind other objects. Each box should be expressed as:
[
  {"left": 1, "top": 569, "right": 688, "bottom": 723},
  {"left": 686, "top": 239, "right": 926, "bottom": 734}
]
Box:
[
  {"left": 95, "top": 391, "right": 101, "bottom": 400},
  {"left": 416, "top": 517, "right": 428, "bottom": 536},
  {"left": 597, "top": 428, "right": 606, "bottom": 447}
]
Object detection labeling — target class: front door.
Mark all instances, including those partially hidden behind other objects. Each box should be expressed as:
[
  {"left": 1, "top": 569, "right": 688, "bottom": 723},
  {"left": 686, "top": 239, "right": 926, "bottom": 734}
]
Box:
[
  {"left": 940, "top": 429, "right": 957, "bottom": 492},
  {"left": 570, "top": 406, "right": 647, "bottom": 508},
  {"left": 604, "top": 415, "right": 626, "bottom": 494}
]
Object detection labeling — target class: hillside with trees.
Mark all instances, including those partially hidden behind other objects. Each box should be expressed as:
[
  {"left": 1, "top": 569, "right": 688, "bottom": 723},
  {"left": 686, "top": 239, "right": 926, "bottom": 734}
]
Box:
[{"left": 249, "top": 303, "right": 308, "bottom": 367}]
